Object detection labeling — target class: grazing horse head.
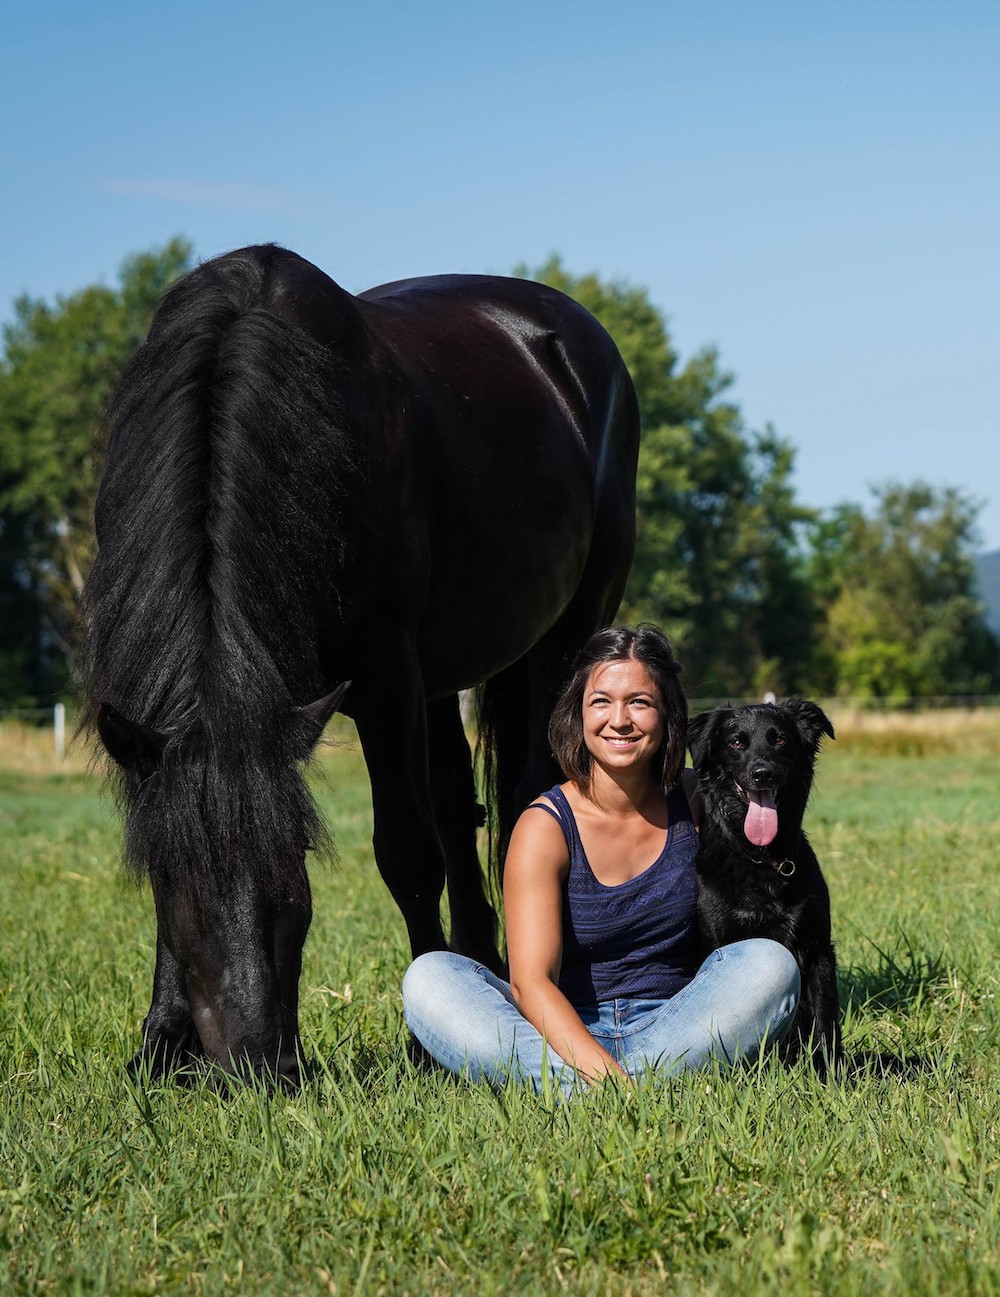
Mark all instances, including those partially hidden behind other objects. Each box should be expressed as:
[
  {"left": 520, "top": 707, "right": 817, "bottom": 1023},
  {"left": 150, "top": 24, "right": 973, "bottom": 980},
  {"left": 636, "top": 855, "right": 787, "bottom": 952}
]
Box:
[
  {"left": 97, "top": 681, "right": 348, "bottom": 1085},
  {"left": 82, "top": 243, "right": 639, "bottom": 1088}
]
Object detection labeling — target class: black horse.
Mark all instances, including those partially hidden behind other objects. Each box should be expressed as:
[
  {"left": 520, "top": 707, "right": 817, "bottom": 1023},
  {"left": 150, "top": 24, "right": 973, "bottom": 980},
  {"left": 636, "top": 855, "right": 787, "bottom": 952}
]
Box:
[{"left": 81, "top": 244, "right": 639, "bottom": 1086}]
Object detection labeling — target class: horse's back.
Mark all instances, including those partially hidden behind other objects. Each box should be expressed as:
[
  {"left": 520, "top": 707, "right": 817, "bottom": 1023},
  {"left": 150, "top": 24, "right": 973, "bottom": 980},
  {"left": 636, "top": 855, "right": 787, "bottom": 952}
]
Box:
[
  {"left": 356, "top": 274, "right": 639, "bottom": 685},
  {"left": 358, "top": 273, "right": 630, "bottom": 443},
  {"left": 356, "top": 274, "right": 638, "bottom": 545}
]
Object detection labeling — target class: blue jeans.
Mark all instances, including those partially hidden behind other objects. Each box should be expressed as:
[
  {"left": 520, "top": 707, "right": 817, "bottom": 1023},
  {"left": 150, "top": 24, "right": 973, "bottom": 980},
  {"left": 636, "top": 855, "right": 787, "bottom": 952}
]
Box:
[{"left": 402, "top": 939, "right": 800, "bottom": 1096}]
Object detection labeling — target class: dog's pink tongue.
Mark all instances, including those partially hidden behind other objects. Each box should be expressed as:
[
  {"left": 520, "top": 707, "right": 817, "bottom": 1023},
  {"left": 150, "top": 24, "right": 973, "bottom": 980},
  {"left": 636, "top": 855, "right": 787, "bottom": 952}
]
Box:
[{"left": 744, "top": 791, "right": 778, "bottom": 847}]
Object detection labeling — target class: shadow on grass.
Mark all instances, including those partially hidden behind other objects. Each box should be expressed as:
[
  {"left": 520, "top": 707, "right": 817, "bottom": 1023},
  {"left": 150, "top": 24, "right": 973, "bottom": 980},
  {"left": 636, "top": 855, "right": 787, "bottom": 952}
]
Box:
[
  {"left": 841, "top": 1048, "right": 936, "bottom": 1080},
  {"left": 839, "top": 929, "right": 947, "bottom": 1080}
]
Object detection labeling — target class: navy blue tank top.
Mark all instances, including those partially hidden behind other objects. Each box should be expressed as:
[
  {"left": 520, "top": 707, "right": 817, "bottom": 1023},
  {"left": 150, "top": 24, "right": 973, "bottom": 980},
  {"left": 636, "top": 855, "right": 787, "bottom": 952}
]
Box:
[{"left": 530, "top": 784, "right": 700, "bottom": 1006}]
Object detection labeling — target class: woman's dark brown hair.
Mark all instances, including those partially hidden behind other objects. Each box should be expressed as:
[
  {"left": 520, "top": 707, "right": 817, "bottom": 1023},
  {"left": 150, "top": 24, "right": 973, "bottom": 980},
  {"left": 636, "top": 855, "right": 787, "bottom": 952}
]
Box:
[{"left": 547, "top": 624, "right": 687, "bottom": 791}]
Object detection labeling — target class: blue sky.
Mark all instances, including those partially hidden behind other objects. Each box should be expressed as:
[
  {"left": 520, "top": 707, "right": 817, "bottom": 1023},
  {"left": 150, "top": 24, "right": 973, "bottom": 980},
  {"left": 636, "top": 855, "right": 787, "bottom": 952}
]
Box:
[{"left": 3, "top": 0, "right": 998, "bottom": 550}]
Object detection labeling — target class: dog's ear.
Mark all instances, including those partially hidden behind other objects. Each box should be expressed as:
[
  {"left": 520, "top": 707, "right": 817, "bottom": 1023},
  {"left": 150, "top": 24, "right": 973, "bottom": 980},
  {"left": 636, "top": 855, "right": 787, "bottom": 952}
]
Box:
[
  {"left": 688, "top": 706, "right": 729, "bottom": 770},
  {"left": 783, "top": 698, "right": 835, "bottom": 748}
]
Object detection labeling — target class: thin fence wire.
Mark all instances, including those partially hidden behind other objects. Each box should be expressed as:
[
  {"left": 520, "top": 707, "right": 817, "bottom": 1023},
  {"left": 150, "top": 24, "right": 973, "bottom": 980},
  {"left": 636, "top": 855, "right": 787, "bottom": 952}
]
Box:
[
  {"left": 3, "top": 694, "right": 1000, "bottom": 761},
  {"left": 6, "top": 697, "right": 1000, "bottom": 726},
  {"left": 689, "top": 694, "right": 1000, "bottom": 713}
]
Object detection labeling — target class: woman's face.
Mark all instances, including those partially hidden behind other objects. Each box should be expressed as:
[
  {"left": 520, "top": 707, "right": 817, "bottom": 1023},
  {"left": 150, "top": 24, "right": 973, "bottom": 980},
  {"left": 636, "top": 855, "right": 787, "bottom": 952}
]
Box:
[{"left": 581, "top": 658, "right": 664, "bottom": 774}]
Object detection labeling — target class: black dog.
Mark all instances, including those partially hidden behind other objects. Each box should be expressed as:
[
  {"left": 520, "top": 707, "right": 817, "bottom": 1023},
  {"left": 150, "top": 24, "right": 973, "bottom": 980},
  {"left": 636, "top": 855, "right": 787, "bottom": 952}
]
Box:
[{"left": 687, "top": 700, "right": 841, "bottom": 1074}]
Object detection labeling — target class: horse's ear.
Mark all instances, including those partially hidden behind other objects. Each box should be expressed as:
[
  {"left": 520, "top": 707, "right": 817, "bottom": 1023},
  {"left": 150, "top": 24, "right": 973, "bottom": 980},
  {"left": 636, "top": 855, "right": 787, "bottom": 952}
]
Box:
[
  {"left": 98, "top": 703, "right": 167, "bottom": 769},
  {"left": 289, "top": 681, "right": 352, "bottom": 757},
  {"left": 687, "top": 707, "right": 726, "bottom": 771},
  {"left": 783, "top": 698, "right": 835, "bottom": 748}
]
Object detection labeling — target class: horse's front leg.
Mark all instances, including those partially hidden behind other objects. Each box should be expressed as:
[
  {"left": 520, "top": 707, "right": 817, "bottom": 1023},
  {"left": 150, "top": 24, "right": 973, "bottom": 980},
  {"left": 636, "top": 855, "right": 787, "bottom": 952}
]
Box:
[
  {"left": 129, "top": 926, "right": 203, "bottom": 1080},
  {"left": 271, "top": 861, "right": 313, "bottom": 1084},
  {"left": 353, "top": 646, "right": 447, "bottom": 959}
]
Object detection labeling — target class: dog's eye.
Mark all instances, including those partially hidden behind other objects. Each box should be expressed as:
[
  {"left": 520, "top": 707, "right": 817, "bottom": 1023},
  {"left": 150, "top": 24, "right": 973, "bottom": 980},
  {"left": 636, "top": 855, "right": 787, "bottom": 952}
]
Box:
[
  {"left": 729, "top": 738, "right": 744, "bottom": 750},
  {"left": 774, "top": 735, "right": 787, "bottom": 747}
]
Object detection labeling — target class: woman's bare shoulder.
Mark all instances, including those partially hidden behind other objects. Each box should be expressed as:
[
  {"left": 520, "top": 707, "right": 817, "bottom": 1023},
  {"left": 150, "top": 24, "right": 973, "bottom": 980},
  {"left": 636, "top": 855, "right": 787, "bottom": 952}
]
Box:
[{"left": 505, "top": 792, "right": 571, "bottom": 881}]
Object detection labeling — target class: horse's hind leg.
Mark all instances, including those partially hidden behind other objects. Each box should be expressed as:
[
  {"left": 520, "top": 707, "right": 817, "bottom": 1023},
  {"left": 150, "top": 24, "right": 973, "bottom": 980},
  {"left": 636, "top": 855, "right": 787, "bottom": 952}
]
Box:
[
  {"left": 476, "top": 637, "right": 575, "bottom": 887},
  {"left": 427, "top": 695, "right": 501, "bottom": 973},
  {"left": 485, "top": 584, "right": 625, "bottom": 856}
]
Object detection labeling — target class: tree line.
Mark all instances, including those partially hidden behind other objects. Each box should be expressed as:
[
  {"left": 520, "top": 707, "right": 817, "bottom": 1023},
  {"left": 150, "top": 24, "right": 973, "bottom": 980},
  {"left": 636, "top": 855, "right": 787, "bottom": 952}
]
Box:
[{"left": 1, "top": 241, "right": 997, "bottom": 707}]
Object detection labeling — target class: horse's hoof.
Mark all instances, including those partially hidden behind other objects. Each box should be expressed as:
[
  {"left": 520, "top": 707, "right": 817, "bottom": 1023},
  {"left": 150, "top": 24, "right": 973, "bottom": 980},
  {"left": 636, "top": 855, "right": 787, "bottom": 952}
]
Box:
[{"left": 127, "top": 1032, "right": 203, "bottom": 1084}]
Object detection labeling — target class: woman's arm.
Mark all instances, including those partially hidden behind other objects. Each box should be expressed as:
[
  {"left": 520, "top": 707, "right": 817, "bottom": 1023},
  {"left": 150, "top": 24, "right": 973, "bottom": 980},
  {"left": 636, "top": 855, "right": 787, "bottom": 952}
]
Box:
[{"left": 503, "top": 805, "right": 628, "bottom": 1084}]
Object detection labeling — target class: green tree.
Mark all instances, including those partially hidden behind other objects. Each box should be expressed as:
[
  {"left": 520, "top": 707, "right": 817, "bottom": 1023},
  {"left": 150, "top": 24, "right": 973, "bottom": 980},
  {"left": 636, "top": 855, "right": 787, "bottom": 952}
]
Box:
[
  {"left": 521, "top": 257, "right": 817, "bottom": 696},
  {"left": 0, "top": 238, "right": 193, "bottom": 699},
  {"left": 810, "top": 483, "right": 1000, "bottom": 698},
  {"left": 0, "top": 510, "right": 56, "bottom": 704}
]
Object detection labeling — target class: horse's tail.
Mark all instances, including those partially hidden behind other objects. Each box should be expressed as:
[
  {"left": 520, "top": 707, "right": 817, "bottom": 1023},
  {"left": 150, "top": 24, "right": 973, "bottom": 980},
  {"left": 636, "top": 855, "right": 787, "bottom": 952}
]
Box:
[{"left": 80, "top": 244, "right": 354, "bottom": 886}]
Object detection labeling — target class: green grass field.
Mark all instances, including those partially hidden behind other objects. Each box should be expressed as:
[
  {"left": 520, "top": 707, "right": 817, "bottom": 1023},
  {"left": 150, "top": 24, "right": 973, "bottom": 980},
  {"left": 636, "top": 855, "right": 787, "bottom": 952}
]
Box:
[{"left": 1, "top": 719, "right": 998, "bottom": 1295}]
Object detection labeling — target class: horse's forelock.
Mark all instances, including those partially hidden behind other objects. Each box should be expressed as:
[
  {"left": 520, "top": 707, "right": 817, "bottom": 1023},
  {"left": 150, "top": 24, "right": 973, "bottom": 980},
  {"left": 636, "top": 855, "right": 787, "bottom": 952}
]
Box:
[{"left": 114, "top": 742, "right": 331, "bottom": 896}]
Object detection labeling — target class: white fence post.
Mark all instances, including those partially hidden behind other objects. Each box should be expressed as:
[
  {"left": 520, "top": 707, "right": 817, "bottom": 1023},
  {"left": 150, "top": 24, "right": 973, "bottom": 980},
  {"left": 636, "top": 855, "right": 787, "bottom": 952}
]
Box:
[{"left": 53, "top": 702, "right": 66, "bottom": 758}]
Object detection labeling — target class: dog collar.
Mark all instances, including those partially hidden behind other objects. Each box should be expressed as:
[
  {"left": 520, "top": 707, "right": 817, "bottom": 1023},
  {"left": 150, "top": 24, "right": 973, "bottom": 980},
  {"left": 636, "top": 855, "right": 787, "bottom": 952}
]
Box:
[
  {"left": 754, "top": 830, "right": 802, "bottom": 877},
  {"left": 746, "top": 847, "right": 797, "bottom": 876}
]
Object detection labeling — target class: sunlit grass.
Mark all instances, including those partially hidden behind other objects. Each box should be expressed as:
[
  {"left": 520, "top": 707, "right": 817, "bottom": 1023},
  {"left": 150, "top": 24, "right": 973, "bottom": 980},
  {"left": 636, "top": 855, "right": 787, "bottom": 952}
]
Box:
[
  {"left": 0, "top": 719, "right": 92, "bottom": 778},
  {"left": 1, "top": 722, "right": 998, "bottom": 1294}
]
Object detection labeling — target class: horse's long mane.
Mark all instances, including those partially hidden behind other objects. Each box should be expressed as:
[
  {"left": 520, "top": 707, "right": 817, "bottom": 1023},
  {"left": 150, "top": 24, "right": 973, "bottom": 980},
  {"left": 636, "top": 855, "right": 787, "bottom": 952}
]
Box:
[{"left": 80, "top": 245, "right": 356, "bottom": 891}]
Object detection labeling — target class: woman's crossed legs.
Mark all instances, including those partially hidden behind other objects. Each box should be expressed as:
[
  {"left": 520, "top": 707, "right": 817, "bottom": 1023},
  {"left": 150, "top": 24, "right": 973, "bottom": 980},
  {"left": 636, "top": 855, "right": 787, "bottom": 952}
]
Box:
[{"left": 402, "top": 938, "right": 801, "bottom": 1097}]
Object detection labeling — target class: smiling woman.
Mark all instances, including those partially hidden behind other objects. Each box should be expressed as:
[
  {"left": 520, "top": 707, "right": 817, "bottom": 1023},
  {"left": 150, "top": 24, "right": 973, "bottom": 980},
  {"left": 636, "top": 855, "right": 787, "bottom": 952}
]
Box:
[{"left": 402, "top": 624, "right": 803, "bottom": 1095}]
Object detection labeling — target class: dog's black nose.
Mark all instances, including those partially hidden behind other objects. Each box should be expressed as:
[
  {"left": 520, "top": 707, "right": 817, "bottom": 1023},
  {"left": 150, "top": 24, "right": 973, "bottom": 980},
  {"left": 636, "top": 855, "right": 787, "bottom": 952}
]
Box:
[{"left": 749, "top": 761, "right": 774, "bottom": 786}]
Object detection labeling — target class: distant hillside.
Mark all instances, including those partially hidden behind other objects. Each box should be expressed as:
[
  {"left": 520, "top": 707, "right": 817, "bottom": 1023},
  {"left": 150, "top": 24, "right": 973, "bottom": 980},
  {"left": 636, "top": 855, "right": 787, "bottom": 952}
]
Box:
[{"left": 976, "top": 550, "right": 1000, "bottom": 633}]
